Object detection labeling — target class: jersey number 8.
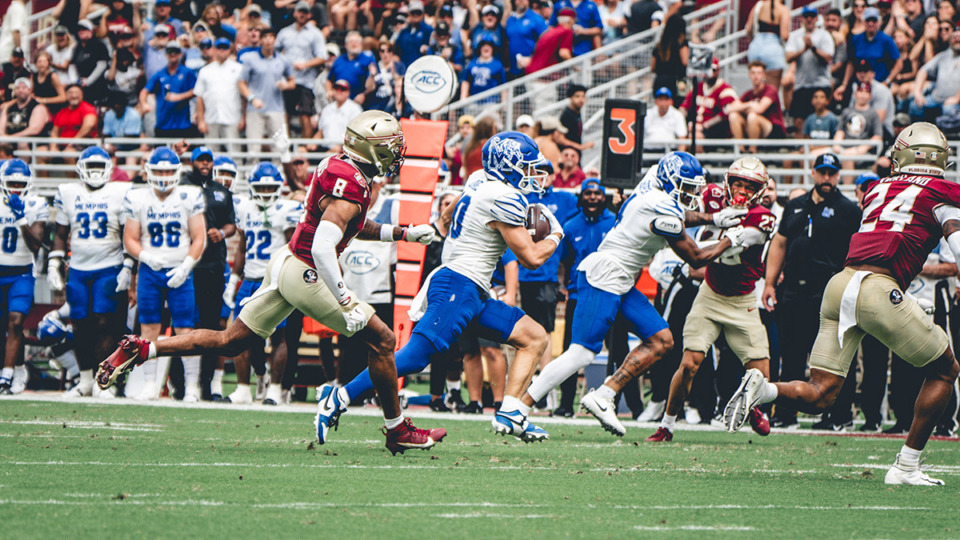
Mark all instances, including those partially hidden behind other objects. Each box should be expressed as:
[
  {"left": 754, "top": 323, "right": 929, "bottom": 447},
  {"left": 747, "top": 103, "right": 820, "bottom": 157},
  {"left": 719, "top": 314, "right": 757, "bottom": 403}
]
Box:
[{"left": 147, "top": 222, "right": 181, "bottom": 248}]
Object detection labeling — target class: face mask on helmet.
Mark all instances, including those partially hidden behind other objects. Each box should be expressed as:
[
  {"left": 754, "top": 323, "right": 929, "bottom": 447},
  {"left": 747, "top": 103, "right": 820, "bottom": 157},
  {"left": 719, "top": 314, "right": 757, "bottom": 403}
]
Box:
[
  {"left": 483, "top": 132, "right": 546, "bottom": 194},
  {"left": 76, "top": 147, "right": 113, "bottom": 188},
  {"left": 724, "top": 157, "right": 768, "bottom": 208},
  {"left": 0, "top": 159, "right": 32, "bottom": 199},
  {"left": 213, "top": 158, "right": 238, "bottom": 191},
  {"left": 145, "top": 148, "right": 182, "bottom": 193},
  {"left": 248, "top": 163, "right": 284, "bottom": 206},
  {"left": 656, "top": 151, "right": 705, "bottom": 211}
]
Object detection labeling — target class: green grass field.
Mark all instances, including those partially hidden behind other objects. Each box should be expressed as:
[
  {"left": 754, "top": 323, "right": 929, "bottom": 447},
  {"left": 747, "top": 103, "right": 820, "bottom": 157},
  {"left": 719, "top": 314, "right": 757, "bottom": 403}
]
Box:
[{"left": 1, "top": 396, "right": 958, "bottom": 539}]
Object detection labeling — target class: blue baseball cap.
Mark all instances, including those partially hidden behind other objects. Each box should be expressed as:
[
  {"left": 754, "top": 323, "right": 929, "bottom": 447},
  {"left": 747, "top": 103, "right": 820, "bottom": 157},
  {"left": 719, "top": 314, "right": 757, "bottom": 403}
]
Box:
[
  {"left": 814, "top": 152, "right": 840, "bottom": 172},
  {"left": 581, "top": 178, "right": 606, "bottom": 194},
  {"left": 191, "top": 146, "right": 214, "bottom": 162},
  {"left": 863, "top": 6, "right": 881, "bottom": 21},
  {"left": 199, "top": 37, "right": 213, "bottom": 48},
  {"left": 654, "top": 87, "right": 672, "bottom": 99},
  {"left": 214, "top": 37, "right": 232, "bottom": 49},
  {"left": 802, "top": 6, "right": 818, "bottom": 16},
  {"left": 856, "top": 172, "right": 879, "bottom": 186},
  {"left": 156, "top": 0, "right": 171, "bottom": 5}
]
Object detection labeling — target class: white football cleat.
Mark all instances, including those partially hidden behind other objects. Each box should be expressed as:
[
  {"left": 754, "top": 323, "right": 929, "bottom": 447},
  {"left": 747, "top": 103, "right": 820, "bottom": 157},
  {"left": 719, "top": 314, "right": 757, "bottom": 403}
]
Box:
[
  {"left": 226, "top": 387, "right": 252, "bottom": 404},
  {"left": 11, "top": 367, "right": 28, "bottom": 394},
  {"left": 723, "top": 368, "right": 765, "bottom": 432},
  {"left": 183, "top": 384, "right": 201, "bottom": 403},
  {"left": 580, "top": 390, "right": 626, "bottom": 436},
  {"left": 135, "top": 381, "right": 159, "bottom": 401},
  {"left": 885, "top": 454, "right": 945, "bottom": 486},
  {"left": 684, "top": 407, "right": 702, "bottom": 425},
  {"left": 93, "top": 385, "right": 117, "bottom": 399},
  {"left": 64, "top": 382, "right": 93, "bottom": 398},
  {"left": 636, "top": 400, "right": 666, "bottom": 422}
]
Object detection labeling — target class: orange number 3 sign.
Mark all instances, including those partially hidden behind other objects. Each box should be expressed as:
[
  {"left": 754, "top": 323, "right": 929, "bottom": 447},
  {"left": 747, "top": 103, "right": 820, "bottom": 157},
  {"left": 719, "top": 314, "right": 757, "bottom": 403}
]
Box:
[{"left": 608, "top": 108, "right": 636, "bottom": 155}]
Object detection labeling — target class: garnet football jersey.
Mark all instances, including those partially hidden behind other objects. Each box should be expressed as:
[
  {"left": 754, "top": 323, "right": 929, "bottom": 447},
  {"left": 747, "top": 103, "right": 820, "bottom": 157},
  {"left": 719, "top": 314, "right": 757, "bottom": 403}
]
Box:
[
  {"left": 846, "top": 175, "right": 960, "bottom": 289},
  {"left": 289, "top": 156, "right": 372, "bottom": 268}
]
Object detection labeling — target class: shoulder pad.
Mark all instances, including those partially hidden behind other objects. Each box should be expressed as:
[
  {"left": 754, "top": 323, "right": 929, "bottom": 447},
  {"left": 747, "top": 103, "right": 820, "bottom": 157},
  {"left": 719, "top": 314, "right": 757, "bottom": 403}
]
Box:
[
  {"left": 490, "top": 191, "right": 528, "bottom": 226},
  {"left": 651, "top": 215, "right": 684, "bottom": 238}
]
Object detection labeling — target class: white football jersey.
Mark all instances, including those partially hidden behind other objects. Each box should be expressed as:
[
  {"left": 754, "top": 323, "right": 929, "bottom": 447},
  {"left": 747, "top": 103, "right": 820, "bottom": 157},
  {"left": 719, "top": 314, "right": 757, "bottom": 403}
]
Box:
[
  {"left": 54, "top": 182, "right": 132, "bottom": 271},
  {"left": 123, "top": 185, "right": 206, "bottom": 269},
  {"left": 579, "top": 178, "right": 685, "bottom": 295},
  {"left": 442, "top": 170, "right": 529, "bottom": 288},
  {"left": 0, "top": 195, "right": 49, "bottom": 267},
  {"left": 235, "top": 196, "right": 303, "bottom": 280}
]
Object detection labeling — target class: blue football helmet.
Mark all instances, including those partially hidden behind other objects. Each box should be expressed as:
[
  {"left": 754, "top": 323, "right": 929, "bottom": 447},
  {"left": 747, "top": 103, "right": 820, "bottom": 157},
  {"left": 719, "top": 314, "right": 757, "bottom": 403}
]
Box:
[
  {"left": 76, "top": 146, "right": 113, "bottom": 188},
  {"left": 145, "top": 147, "right": 182, "bottom": 192},
  {"left": 212, "top": 155, "right": 238, "bottom": 191},
  {"left": 0, "top": 158, "right": 32, "bottom": 199},
  {"left": 482, "top": 131, "right": 547, "bottom": 194},
  {"left": 38, "top": 316, "right": 72, "bottom": 347},
  {"left": 655, "top": 151, "right": 705, "bottom": 211},
  {"left": 248, "top": 162, "right": 285, "bottom": 206}
]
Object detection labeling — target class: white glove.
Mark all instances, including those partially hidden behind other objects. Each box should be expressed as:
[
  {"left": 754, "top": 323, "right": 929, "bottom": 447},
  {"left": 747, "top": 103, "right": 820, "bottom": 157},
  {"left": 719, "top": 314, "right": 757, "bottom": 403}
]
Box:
[
  {"left": 906, "top": 293, "right": 936, "bottom": 315},
  {"left": 340, "top": 303, "right": 368, "bottom": 334},
  {"left": 403, "top": 224, "right": 437, "bottom": 245},
  {"left": 115, "top": 266, "right": 132, "bottom": 292},
  {"left": 223, "top": 273, "right": 241, "bottom": 309},
  {"left": 718, "top": 245, "right": 745, "bottom": 266},
  {"left": 138, "top": 251, "right": 164, "bottom": 272},
  {"left": 47, "top": 257, "right": 65, "bottom": 292},
  {"left": 165, "top": 256, "right": 197, "bottom": 289},
  {"left": 273, "top": 130, "right": 292, "bottom": 163},
  {"left": 713, "top": 206, "right": 748, "bottom": 228},
  {"left": 537, "top": 203, "right": 564, "bottom": 239},
  {"left": 722, "top": 225, "right": 747, "bottom": 247}
]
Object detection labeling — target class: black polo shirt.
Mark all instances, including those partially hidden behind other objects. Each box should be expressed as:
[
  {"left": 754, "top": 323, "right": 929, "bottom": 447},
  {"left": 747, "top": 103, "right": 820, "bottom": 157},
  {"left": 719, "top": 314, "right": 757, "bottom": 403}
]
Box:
[
  {"left": 777, "top": 189, "right": 862, "bottom": 298},
  {"left": 185, "top": 170, "right": 235, "bottom": 273}
]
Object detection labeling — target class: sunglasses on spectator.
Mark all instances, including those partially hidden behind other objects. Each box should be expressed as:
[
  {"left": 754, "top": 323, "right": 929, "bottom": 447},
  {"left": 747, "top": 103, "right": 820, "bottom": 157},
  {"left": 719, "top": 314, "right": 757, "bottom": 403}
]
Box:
[
  {"left": 216, "top": 43, "right": 231, "bottom": 50},
  {"left": 410, "top": 9, "right": 424, "bottom": 15},
  {"left": 293, "top": 159, "right": 307, "bottom": 165},
  {"left": 854, "top": 3, "right": 866, "bottom": 7},
  {"left": 380, "top": 47, "right": 391, "bottom": 52},
  {"left": 200, "top": 42, "right": 212, "bottom": 49}
]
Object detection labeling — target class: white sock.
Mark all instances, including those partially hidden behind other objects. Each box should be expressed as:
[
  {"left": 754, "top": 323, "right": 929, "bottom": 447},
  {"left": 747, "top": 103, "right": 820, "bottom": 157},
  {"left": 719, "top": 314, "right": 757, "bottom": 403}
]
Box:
[
  {"left": 58, "top": 350, "right": 80, "bottom": 378},
  {"left": 211, "top": 369, "right": 224, "bottom": 395},
  {"left": 900, "top": 445, "right": 922, "bottom": 467},
  {"left": 147, "top": 342, "right": 157, "bottom": 360},
  {"left": 661, "top": 414, "right": 677, "bottom": 431},
  {"left": 526, "top": 344, "right": 595, "bottom": 401},
  {"left": 266, "top": 383, "right": 282, "bottom": 402},
  {"left": 233, "top": 383, "right": 250, "bottom": 395},
  {"left": 182, "top": 356, "right": 201, "bottom": 386},
  {"left": 596, "top": 384, "right": 617, "bottom": 401},
  {"left": 761, "top": 382, "right": 779, "bottom": 403},
  {"left": 336, "top": 386, "right": 351, "bottom": 406},
  {"left": 14, "top": 365, "right": 26, "bottom": 378},
  {"left": 78, "top": 369, "right": 94, "bottom": 389},
  {"left": 384, "top": 415, "right": 404, "bottom": 430},
  {"left": 0, "top": 367, "right": 11, "bottom": 380},
  {"left": 141, "top": 359, "right": 157, "bottom": 383},
  {"left": 447, "top": 379, "right": 461, "bottom": 391},
  {"left": 500, "top": 395, "right": 530, "bottom": 416}
]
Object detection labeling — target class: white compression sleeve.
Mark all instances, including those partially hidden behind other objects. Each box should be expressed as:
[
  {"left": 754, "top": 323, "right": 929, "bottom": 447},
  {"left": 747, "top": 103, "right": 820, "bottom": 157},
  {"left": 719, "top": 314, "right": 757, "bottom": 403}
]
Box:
[
  {"left": 311, "top": 220, "right": 350, "bottom": 304},
  {"left": 934, "top": 205, "right": 960, "bottom": 263},
  {"left": 526, "top": 344, "right": 596, "bottom": 401}
]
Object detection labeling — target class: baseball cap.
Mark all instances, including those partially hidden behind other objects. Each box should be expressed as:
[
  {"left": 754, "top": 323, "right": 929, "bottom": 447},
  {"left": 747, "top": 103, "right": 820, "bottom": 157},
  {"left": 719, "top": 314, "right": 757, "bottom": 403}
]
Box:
[
  {"left": 482, "top": 4, "right": 500, "bottom": 16},
  {"left": 156, "top": 0, "right": 171, "bottom": 5},
  {"left": 295, "top": 0, "right": 311, "bottom": 12},
  {"left": 854, "top": 59, "right": 874, "bottom": 72},
  {"left": 11, "top": 47, "right": 24, "bottom": 58},
  {"left": 333, "top": 79, "right": 351, "bottom": 91},
  {"left": 516, "top": 114, "right": 535, "bottom": 128},
  {"left": 118, "top": 25, "right": 135, "bottom": 38},
  {"left": 78, "top": 20, "right": 95, "bottom": 31},
  {"left": 53, "top": 25, "right": 69, "bottom": 35},
  {"left": 325, "top": 43, "right": 341, "bottom": 58},
  {"left": 408, "top": 0, "right": 425, "bottom": 13},
  {"left": 13, "top": 77, "right": 31, "bottom": 89},
  {"left": 154, "top": 23, "right": 172, "bottom": 35},
  {"left": 214, "top": 37, "right": 232, "bottom": 49},
  {"left": 802, "top": 6, "right": 818, "bottom": 16},
  {"left": 654, "top": 87, "right": 672, "bottom": 99},
  {"left": 855, "top": 172, "right": 879, "bottom": 186},
  {"left": 581, "top": 178, "right": 605, "bottom": 194},
  {"left": 165, "top": 43, "right": 183, "bottom": 54},
  {"left": 814, "top": 153, "right": 840, "bottom": 172},
  {"left": 863, "top": 6, "right": 881, "bottom": 20},
  {"left": 558, "top": 7, "right": 576, "bottom": 17},
  {"left": 458, "top": 115, "right": 475, "bottom": 127},
  {"left": 854, "top": 80, "right": 872, "bottom": 92},
  {"left": 439, "top": 4, "right": 453, "bottom": 16},
  {"left": 191, "top": 146, "right": 214, "bottom": 162},
  {"left": 436, "top": 21, "right": 451, "bottom": 35},
  {"left": 199, "top": 37, "right": 214, "bottom": 48},
  {"left": 539, "top": 116, "right": 568, "bottom": 134}
]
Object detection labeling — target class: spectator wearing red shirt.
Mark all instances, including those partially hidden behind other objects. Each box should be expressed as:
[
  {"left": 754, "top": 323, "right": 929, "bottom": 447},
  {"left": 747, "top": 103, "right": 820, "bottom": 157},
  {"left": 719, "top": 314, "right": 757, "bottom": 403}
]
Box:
[
  {"left": 680, "top": 57, "right": 739, "bottom": 147},
  {"left": 524, "top": 7, "right": 575, "bottom": 114},
  {"left": 52, "top": 84, "right": 99, "bottom": 157},
  {"left": 554, "top": 147, "right": 587, "bottom": 188},
  {"left": 728, "top": 60, "right": 785, "bottom": 152}
]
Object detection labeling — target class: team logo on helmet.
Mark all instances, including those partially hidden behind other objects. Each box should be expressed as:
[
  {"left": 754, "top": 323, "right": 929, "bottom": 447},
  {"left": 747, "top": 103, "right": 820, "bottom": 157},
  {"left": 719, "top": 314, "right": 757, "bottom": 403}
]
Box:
[{"left": 488, "top": 136, "right": 523, "bottom": 173}]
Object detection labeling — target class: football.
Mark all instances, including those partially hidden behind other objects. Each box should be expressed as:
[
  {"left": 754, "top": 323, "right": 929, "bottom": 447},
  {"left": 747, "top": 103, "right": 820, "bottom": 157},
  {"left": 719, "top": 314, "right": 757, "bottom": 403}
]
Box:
[{"left": 526, "top": 205, "right": 551, "bottom": 242}]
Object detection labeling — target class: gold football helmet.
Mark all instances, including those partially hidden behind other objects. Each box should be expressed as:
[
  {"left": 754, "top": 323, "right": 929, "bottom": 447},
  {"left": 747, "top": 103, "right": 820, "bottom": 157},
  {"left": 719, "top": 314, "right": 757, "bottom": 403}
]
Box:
[
  {"left": 343, "top": 110, "right": 406, "bottom": 177},
  {"left": 891, "top": 122, "right": 949, "bottom": 176},
  {"left": 724, "top": 157, "right": 768, "bottom": 208}
]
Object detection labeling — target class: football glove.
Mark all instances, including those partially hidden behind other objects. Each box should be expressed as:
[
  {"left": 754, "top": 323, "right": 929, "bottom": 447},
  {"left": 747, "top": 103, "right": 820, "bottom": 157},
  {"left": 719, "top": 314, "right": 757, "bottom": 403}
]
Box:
[
  {"left": 403, "top": 224, "right": 437, "bottom": 245},
  {"left": 47, "top": 252, "right": 65, "bottom": 292},
  {"left": 165, "top": 256, "right": 197, "bottom": 289},
  {"left": 223, "top": 273, "right": 241, "bottom": 310},
  {"left": 5, "top": 194, "right": 26, "bottom": 225},
  {"left": 138, "top": 251, "right": 165, "bottom": 272},
  {"left": 537, "top": 203, "right": 564, "bottom": 240},
  {"left": 713, "top": 206, "right": 748, "bottom": 228}
]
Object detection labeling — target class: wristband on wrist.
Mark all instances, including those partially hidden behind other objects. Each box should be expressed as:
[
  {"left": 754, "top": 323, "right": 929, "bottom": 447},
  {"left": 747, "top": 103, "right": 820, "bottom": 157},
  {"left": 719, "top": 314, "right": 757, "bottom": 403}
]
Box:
[
  {"left": 122, "top": 256, "right": 136, "bottom": 269},
  {"left": 380, "top": 224, "right": 395, "bottom": 242},
  {"left": 48, "top": 250, "right": 66, "bottom": 260},
  {"left": 545, "top": 233, "right": 562, "bottom": 247},
  {"left": 247, "top": 94, "right": 256, "bottom": 103},
  {"left": 219, "top": 228, "right": 226, "bottom": 239}
]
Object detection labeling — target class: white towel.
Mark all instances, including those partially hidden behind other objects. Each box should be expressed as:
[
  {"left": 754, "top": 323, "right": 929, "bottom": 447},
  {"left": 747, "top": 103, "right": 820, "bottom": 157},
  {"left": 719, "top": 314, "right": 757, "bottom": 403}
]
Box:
[
  {"left": 408, "top": 266, "right": 442, "bottom": 322},
  {"left": 838, "top": 270, "right": 872, "bottom": 348}
]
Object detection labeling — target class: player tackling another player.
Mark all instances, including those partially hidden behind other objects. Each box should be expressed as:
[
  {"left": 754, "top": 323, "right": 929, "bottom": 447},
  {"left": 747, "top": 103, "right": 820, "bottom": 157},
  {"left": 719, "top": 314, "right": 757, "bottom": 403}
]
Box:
[
  {"left": 725, "top": 122, "right": 960, "bottom": 486},
  {"left": 98, "top": 111, "right": 447, "bottom": 454}
]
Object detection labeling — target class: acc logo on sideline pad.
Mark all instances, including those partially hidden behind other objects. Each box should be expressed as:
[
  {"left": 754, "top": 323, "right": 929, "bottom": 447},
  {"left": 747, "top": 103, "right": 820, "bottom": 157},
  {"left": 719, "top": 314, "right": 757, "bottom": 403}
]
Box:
[
  {"left": 404, "top": 55, "right": 457, "bottom": 114},
  {"left": 411, "top": 70, "right": 446, "bottom": 94}
]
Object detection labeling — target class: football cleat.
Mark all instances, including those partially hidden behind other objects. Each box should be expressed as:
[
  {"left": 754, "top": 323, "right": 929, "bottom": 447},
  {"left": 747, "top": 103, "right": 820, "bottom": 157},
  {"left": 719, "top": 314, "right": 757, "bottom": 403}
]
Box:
[
  {"left": 885, "top": 454, "right": 945, "bottom": 486},
  {"left": 521, "top": 421, "right": 549, "bottom": 442},
  {"left": 461, "top": 401, "right": 483, "bottom": 414},
  {"left": 493, "top": 409, "right": 529, "bottom": 439},
  {"left": 183, "top": 384, "right": 201, "bottom": 403},
  {"left": 551, "top": 406, "right": 574, "bottom": 418},
  {"left": 0, "top": 378, "right": 12, "bottom": 395},
  {"left": 11, "top": 367, "right": 28, "bottom": 394},
  {"left": 64, "top": 382, "right": 93, "bottom": 398},
  {"left": 97, "top": 335, "right": 151, "bottom": 390},
  {"left": 263, "top": 398, "right": 278, "bottom": 406},
  {"left": 645, "top": 427, "right": 673, "bottom": 442},
  {"left": 134, "top": 381, "right": 159, "bottom": 401},
  {"left": 723, "top": 368, "right": 765, "bottom": 432},
  {"left": 94, "top": 385, "right": 117, "bottom": 399},
  {"left": 444, "top": 388, "right": 466, "bottom": 412},
  {"left": 224, "top": 387, "right": 252, "bottom": 404},
  {"left": 314, "top": 384, "right": 347, "bottom": 444},
  {"left": 580, "top": 390, "right": 626, "bottom": 437},
  {"left": 636, "top": 400, "right": 666, "bottom": 422},
  {"left": 429, "top": 397, "right": 452, "bottom": 412},
  {"left": 770, "top": 414, "right": 799, "bottom": 429},
  {"left": 748, "top": 407, "right": 770, "bottom": 436},
  {"left": 383, "top": 418, "right": 447, "bottom": 455}
]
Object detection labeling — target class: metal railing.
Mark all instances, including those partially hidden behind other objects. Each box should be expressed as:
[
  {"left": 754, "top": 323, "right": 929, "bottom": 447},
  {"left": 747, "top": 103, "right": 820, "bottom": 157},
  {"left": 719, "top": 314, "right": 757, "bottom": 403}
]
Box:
[
  {"left": 24, "top": 2, "right": 109, "bottom": 62},
  {"left": 433, "top": 0, "right": 737, "bottom": 138}
]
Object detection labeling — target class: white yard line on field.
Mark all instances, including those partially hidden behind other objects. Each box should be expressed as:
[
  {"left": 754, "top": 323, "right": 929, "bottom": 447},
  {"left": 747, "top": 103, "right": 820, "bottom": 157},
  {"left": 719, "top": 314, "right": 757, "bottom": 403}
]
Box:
[
  {"left": 832, "top": 463, "right": 960, "bottom": 474},
  {"left": 0, "top": 420, "right": 163, "bottom": 432},
  {"left": 619, "top": 504, "right": 931, "bottom": 511},
  {"left": 635, "top": 525, "right": 756, "bottom": 531},
  {"left": 433, "top": 513, "right": 555, "bottom": 519}
]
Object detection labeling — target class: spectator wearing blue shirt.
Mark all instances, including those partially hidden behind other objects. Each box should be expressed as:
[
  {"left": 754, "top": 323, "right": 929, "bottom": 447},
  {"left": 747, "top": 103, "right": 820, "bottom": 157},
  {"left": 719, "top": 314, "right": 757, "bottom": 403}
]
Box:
[
  {"left": 237, "top": 26, "right": 262, "bottom": 63},
  {"left": 327, "top": 31, "right": 376, "bottom": 106},
  {"left": 367, "top": 41, "right": 407, "bottom": 112},
  {"left": 437, "top": 4, "right": 465, "bottom": 50},
  {"left": 141, "top": 43, "right": 197, "bottom": 138},
  {"left": 506, "top": 0, "right": 548, "bottom": 77},
  {"left": 238, "top": 27, "right": 295, "bottom": 152},
  {"left": 837, "top": 6, "right": 902, "bottom": 97},
  {"left": 549, "top": 0, "right": 604, "bottom": 56},
  {"left": 518, "top": 160, "right": 579, "bottom": 393},
  {"left": 461, "top": 41, "right": 507, "bottom": 108},
  {"left": 393, "top": 0, "right": 434, "bottom": 71},
  {"left": 555, "top": 178, "right": 615, "bottom": 416},
  {"left": 429, "top": 22, "right": 465, "bottom": 73},
  {"left": 102, "top": 91, "right": 142, "bottom": 149},
  {"left": 143, "top": 0, "right": 185, "bottom": 42},
  {"left": 470, "top": 5, "right": 511, "bottom": 67}
]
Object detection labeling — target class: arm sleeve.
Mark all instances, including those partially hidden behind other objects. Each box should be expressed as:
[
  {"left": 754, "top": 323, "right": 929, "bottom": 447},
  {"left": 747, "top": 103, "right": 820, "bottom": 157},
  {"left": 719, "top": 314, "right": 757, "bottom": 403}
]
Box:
[{"left": 311, "top": 220, "right": 350, "bottom": 303}]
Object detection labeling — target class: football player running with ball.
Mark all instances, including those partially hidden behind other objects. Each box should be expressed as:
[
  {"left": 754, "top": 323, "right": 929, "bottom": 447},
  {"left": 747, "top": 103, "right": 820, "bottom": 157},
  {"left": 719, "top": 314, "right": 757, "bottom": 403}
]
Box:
[
  {"left": 519, "top": 151, "right": 749, "bottom": 437},
  {"left": 99, "top": 111, "right": 444, "bottom": 454},
  {"left": 317, "top": 131, "right": 564, "bottom": 443},
  {"left": 51, "top": 146, "right": 133, "bottom": 398},
  {"left": 0, "top": 160, "right": 49, "bottom": 394},
  {"left": 725, "top": 123, "right": 960, "bottom": 486},
  {"left": 647, "top": 157, "right": 776, "bottom": 442}
]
